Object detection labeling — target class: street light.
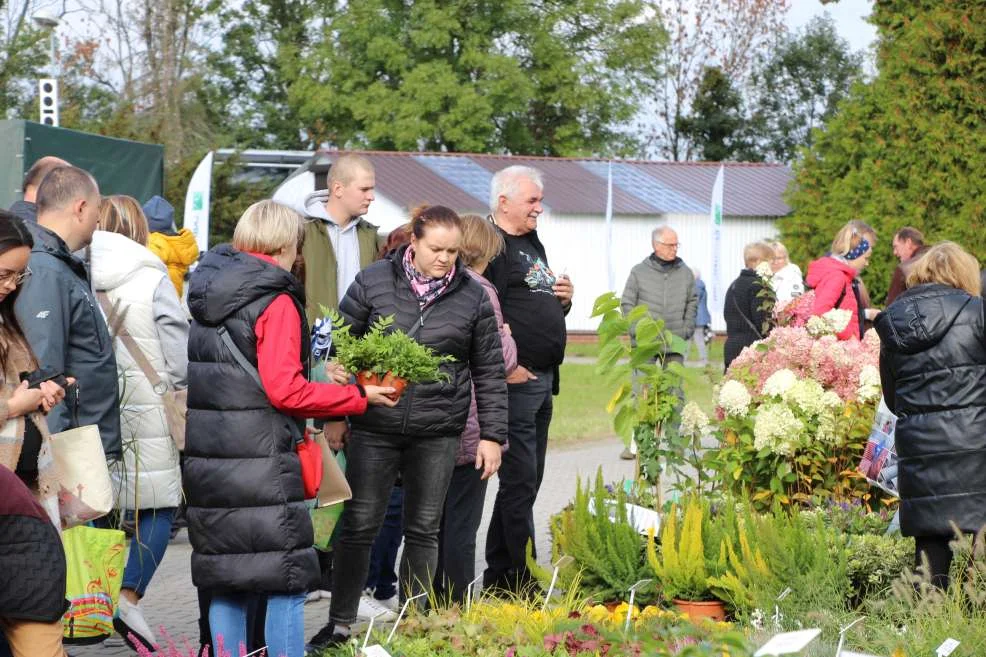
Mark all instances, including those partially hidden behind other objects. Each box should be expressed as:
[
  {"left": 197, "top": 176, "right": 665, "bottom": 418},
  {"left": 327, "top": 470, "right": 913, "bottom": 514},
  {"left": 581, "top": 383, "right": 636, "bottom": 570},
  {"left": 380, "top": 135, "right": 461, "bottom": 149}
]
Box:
[{"left": 31, "top": 12, "right": 60, "bottom": 126}]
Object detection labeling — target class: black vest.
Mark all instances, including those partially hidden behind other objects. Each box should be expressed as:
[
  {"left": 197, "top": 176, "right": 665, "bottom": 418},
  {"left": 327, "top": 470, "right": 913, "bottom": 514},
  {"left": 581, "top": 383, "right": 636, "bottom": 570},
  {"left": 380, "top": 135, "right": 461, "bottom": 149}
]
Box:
[{"left": 183, "top": 245, "right": 318, "bottom": 594}]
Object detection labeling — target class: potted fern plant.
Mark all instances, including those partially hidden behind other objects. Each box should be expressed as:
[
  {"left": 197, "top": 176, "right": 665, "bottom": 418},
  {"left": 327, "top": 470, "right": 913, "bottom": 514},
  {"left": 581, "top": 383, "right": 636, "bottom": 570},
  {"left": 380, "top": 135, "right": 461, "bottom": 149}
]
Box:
[
  {"left": 646, "top": 497, "right": 727, "bottom": 621},
  {"left": 327, "top": 309, "right": 453, "bottom": 401}
]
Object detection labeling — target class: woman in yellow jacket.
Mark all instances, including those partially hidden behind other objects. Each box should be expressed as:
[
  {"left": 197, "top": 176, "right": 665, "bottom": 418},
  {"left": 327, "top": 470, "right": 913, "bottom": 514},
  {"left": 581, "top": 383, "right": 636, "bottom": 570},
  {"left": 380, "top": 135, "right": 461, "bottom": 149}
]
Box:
[{"left": 143, "top": 195, "right": 200, "bottom": 297}]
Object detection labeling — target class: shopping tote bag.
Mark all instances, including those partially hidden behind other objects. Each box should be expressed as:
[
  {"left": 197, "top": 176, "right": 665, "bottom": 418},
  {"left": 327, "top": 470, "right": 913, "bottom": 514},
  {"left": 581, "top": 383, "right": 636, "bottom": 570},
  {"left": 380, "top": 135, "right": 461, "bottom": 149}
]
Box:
[{"left": 61, "top": 525, "right": 126, "bottom": 644}]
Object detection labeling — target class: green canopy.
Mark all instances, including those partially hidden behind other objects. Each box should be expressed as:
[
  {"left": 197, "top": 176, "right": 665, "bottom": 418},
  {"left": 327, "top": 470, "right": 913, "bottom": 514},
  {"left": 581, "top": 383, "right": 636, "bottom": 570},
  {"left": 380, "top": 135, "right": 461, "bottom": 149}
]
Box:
[{"left": 0, "top": 120, "right": 164, "bottom": 209}]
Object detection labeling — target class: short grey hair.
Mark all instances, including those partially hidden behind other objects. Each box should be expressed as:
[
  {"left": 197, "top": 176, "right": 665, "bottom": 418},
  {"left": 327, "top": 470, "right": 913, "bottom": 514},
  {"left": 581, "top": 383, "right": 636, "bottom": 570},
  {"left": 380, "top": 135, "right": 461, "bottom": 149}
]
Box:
[
  {"left": 489, "top": 165, "right": 544, "bottom": 214},
  {"left": 651, "top": 225, "right": 675, "bottom": 243}
]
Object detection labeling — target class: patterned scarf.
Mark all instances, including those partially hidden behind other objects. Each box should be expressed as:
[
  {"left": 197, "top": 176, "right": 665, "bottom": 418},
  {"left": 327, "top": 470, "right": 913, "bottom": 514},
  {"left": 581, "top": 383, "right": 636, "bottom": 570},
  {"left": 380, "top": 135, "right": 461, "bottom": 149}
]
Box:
[
  {"left": 0, "top": 332, "right": 60, "bottom": 529},
  {"left": 402, "top": 246, "right": 456, "bottom": 308}
]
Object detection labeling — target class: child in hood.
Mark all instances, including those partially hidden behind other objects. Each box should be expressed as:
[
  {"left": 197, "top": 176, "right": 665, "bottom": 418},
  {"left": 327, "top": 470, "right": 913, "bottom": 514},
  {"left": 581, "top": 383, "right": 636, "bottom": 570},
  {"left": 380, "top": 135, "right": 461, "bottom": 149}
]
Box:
[{"left": 144, "top": 195, "right": 200, "bottom": 297}]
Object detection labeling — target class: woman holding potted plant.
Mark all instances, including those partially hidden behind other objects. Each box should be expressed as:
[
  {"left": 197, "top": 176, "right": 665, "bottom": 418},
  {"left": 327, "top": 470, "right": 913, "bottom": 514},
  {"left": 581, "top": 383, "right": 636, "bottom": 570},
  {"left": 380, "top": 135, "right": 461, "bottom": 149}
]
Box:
[
  {"left": 310, "top": 205, "right": 508, "bottom": 651},
  {"left": 184, "top": 201, "right": 397, "bottom": 657}
]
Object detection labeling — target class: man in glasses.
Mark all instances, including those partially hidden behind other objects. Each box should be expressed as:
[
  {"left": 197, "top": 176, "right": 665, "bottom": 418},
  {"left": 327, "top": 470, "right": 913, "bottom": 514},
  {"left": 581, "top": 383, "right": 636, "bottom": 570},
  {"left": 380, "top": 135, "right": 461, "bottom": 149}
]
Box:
[{"left": 618, "top": 225, "right": 697, "bottom": 459}]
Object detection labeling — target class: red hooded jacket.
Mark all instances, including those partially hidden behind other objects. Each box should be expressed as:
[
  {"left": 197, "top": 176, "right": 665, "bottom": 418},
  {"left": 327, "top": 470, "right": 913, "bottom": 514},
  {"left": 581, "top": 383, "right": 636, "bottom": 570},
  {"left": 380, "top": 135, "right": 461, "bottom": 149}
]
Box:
[{"left": 805, "top": 256, "right": 861, "bottom": 340}]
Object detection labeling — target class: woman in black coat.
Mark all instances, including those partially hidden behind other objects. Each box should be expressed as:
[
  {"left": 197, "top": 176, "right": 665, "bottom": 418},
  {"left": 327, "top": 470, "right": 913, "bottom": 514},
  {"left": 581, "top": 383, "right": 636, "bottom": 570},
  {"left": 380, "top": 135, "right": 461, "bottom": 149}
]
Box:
[
  {"left": 723, "top": 241, "right": 776, "bottom": 371},
  {"left": 309, "top": 206, "right": 508, "bottom": 651},
  {"left": 874, "top": 242, "right": 986, "bottom": 589}
]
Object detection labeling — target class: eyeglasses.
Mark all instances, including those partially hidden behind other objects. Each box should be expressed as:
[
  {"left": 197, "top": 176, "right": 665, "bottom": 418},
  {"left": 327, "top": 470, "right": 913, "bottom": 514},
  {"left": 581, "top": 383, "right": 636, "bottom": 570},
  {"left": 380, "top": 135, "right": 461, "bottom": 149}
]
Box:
[
  {"left": 0, "top": 267, "right": 31, "bottom": 286},
  {"left": 657, "top": 242, "right": 680, "bottom": 249}
]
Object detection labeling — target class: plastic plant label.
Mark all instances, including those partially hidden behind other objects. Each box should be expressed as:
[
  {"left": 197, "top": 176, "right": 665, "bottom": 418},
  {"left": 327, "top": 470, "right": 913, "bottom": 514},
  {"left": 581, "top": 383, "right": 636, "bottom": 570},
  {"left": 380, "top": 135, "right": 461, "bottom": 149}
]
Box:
[
  {"left": 936, "top": 638, "right": 960, "bottom": 657},
  {"left": 361, "top": 645, "right": 392, "bottom": 657},
  {"left": 754, "top": 629, "right": 822, "bottom": 656},
  {"left": 839, "top": 651, "right": 882, "bottom": 657}
]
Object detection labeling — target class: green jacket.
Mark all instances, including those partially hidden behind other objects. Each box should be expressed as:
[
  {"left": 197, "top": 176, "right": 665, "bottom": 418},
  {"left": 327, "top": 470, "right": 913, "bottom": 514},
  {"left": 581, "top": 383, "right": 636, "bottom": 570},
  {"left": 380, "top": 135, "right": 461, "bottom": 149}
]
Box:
[{"left": 301, "top": 217, "right": 380, "bottom": 326}]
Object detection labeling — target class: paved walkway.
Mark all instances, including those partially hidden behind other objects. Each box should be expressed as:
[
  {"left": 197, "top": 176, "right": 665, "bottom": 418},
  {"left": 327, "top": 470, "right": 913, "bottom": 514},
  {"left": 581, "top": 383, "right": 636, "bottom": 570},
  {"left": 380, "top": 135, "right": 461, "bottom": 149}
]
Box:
[{"left": 71, "top": 437, "right": 635, "bottom": 656}]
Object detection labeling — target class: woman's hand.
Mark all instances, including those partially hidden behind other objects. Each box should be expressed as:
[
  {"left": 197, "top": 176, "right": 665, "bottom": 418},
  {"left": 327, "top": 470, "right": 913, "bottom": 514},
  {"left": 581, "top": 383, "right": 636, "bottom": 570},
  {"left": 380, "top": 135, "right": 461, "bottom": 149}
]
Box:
[
  {"left": 325, "top": 362, "right": 351, "bottom": 385},
  {"left": 323, "top": 420, "right": 349, "bottom": 450},
  {"left": 6, "top": 380, "right": 43, "bottom": 417},
  {"left": 364, "top": 386, "right": 399, "bottom": 407},
  {"left": 475, "top": 439, "right": 502, "bottom": 481},
  {"left": 37, "top": 379, "right": 68, "bottom": 413}
]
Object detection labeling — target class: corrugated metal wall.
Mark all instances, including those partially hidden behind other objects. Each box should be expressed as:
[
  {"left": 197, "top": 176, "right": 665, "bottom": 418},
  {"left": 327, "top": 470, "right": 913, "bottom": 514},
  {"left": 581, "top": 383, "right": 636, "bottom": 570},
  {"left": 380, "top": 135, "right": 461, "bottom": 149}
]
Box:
[{"left": 535, "top": 212, "right": 779, "bottom": 332}]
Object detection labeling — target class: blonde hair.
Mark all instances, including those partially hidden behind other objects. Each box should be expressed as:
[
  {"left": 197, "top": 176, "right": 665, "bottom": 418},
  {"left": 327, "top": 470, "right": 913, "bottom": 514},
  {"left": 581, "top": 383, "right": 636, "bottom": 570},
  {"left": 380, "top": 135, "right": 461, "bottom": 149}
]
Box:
[
  {"left": 831, "top": 219, "right": 876, "bottom": 258},
  {"left": 233, "top": 200, "right": 303, "bottom": 255},
  {"left": 458, "top": 214, "right": 504, "bottom": 268},
  {"left": 744, "top": 241, "right": 775, "bottom": 268},
  {"left": 98, "top": 195, "right": 149, "bottom": 246},
  {"left": 328, "top": 154, "right": 374, "bottom": 188},
  {"left": 906, "top": 242, "right": 981, "bottom": 296}
]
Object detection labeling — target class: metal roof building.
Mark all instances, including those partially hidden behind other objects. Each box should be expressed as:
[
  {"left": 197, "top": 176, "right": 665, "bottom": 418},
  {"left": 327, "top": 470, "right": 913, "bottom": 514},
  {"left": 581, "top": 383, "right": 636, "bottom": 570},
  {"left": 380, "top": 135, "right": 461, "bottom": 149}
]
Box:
[{"left": 272, "top": 150, "right": 794, "bottom": 332}]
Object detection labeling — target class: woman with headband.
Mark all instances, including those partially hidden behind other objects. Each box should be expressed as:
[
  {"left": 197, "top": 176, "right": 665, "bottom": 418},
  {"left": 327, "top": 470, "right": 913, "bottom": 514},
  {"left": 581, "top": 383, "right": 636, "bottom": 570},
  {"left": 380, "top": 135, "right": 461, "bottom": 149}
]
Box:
[{"left": 804, "top": 220, "right": 878, "bottom": 340}]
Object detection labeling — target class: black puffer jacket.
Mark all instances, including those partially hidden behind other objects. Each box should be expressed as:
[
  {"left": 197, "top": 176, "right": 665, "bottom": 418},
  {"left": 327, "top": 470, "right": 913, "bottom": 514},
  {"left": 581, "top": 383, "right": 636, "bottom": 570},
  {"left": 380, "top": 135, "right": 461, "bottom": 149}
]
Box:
[
  {"left": 184, "top": 245, "right": 318, "bottom": 595},
  {"left": 874, "top": 283, "right": 986, "bottom": 537},
  {"left": 723, "top": 269, "right": 771, "bottom": 370},
  {"left": 340, "top": 246, "right": 508, "bottom": 442},
  {"left": 0, "top": 464, "right": 68, "bottom": 623}
]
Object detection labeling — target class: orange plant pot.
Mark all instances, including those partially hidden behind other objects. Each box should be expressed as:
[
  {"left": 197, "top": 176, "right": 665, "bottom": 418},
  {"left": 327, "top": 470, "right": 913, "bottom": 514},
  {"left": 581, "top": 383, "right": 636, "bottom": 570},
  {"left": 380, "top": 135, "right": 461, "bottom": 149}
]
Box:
[
  {"left": 356, "top": 371, "right": 408, "bottom": 401},
  {"left": 673, "top": 599, "right": 726, "bottom": 622}
]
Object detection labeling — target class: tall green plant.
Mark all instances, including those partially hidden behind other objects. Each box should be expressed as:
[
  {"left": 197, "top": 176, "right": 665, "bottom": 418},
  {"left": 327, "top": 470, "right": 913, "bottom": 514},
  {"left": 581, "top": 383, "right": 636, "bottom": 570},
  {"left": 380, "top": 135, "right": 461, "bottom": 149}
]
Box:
[{"left": 647, "top": 497, "right": 712, "bottom": 602}]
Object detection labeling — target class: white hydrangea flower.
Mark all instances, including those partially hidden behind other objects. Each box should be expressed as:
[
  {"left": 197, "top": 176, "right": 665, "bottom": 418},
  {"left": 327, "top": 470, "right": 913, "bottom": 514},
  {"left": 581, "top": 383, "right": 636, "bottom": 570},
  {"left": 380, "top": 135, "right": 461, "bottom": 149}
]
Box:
[
  {"left": 784, "top": 378, "right": 826, "bottom": 416},
  {"left": 806, "top": 315, "right": 833, "bottom": 337},
  {"left": 680, "top": 401, "right": 710, "bottom": 438},
  {"left": 755, "top": 261, "right": 774, "bottom": 279},
  {"left": 820, "top": 390, "right": 843, "bottom": 410},
  {"left": 718, "top": 380, "right": 752, "bottom": 418},
  {"left": 814, "top": 410, "right": 839, "bottom": 444},
  {"left": 762, "top": 368, "right": 798, "bottom": 397},
  {"left": 753, "top": 402, "right": 804, "bottom": 455},
  {"left": 821, "top": 308, "right": 852, "bottom": 334},
  {"left": 857, "top": 364, "right": 882, "bottom": 402}
]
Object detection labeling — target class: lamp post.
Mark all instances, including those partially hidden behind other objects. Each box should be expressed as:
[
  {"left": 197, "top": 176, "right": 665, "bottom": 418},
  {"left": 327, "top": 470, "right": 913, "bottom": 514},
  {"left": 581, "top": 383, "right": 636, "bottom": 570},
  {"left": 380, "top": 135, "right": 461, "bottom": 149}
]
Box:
[{"left": 32, "top": 12, "right": 60, "bottom": 126}]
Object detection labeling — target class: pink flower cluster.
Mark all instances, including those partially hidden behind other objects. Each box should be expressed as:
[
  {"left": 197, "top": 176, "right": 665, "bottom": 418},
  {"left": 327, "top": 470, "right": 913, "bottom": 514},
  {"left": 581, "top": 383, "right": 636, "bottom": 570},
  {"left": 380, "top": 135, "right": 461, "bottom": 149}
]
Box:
[
  {"left": 774, "top": 290, "right": 816, "bottom": 327},
  {"left": 727, "top": 325, "right": 879, "bottom": 402}
]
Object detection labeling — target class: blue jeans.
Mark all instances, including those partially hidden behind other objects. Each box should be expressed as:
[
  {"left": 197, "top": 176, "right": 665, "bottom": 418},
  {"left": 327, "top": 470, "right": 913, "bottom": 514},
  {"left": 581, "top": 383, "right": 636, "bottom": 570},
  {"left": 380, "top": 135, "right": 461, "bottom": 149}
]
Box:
[
  {"left": 365, "top": 485, "right": 403, "bottom": 600},
  {"left": 122, "top": 508, "right": 176, "bottom": 596},
  {"left": 210, "top": 593, "right": 304, "bottom": 657}
]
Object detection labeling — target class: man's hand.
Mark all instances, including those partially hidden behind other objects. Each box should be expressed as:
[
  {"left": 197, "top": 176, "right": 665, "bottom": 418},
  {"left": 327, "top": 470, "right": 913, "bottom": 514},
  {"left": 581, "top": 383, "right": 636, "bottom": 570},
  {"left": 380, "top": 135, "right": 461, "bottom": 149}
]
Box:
[
  {"left": 506, "top": 365, "right": 537, "bottom": 384},
  {"left": 323, "top": 420, "right": 349, "bottom": 450},
  {"left": 475, "top": 440, "right": 502, "bottom": 481},
  {"left": 552, "top": 274, "right": 573, "bottom": 306}
]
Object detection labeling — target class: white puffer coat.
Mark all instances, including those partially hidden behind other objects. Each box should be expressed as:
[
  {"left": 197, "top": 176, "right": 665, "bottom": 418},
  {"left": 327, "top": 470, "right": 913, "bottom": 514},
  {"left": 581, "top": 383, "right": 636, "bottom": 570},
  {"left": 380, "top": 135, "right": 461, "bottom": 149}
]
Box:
[{"left": 91, "top": 231, "right": 184, "bottom": 510}]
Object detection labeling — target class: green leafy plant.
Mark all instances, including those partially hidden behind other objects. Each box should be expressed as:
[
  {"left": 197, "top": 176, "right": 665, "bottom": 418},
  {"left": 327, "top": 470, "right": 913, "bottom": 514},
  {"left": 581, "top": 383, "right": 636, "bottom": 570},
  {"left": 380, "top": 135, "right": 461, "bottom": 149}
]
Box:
[
  {"left": 325, "top": 307, "right": 454, "bottom": 383},
  {"left": 647, "top": 497, "right": 713, "bottom": 602}
]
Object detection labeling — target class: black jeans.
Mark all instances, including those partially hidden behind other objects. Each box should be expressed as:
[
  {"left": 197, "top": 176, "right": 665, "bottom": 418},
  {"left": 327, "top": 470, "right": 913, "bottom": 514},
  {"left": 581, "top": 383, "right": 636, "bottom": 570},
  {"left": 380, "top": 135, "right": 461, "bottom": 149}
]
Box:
[
  {"left": 915, "top": 535, "right": 954, "bottom": 590},
  {"left": 365, "top": 485, "right": 404, "bottom": 600},
  {"left": 435, "top": 463, "right": 489, "bottom": 603},
  {"left": 483, "top": 370, "right": 553, "bottom": 590},
  {"left": 330, "top": 430, "right": 458, "bottom": 625}
]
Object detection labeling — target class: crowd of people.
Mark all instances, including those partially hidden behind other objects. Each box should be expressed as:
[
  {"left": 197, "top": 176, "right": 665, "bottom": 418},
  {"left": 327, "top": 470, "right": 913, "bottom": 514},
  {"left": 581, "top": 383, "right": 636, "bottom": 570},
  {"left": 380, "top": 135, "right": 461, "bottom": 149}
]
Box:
[{"left": 0, "top": 157, "right": 572, "bottom": 657}]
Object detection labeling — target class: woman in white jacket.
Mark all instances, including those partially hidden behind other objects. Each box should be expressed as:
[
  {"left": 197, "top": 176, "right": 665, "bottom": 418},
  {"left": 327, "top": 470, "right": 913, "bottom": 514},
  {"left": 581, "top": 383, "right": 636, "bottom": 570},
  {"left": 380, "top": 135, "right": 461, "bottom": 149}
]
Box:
[{"left": 91, "top": 195, "right": 189, "bottom": 652}]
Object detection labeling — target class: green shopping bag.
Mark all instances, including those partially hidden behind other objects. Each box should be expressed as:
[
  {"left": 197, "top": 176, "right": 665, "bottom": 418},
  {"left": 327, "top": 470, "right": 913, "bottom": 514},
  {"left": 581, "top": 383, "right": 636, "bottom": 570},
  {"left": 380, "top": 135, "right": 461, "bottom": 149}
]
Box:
[
  {"left": 312, "top": 449, "right": 347, "bottom": 551},
  {"left": 61, "top": 525, "right": 126, "bottom": 644}
]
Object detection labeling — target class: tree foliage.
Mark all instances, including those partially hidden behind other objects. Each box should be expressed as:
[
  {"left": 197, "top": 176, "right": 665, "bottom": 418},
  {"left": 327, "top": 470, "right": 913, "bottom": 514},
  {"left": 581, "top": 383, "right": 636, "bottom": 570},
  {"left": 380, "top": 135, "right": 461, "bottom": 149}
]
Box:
[
  {"left": 0, "top": 0, "right": 49, "bottom": 116},
  {"left": 747, "top": 14, "right": 863, "bottom": 163},
  {"left": 783, "top": 0, "right": 986, "bottom": 305},
  {"left": 675, "top": 66, "right": 755, "bottom": 162},
  {"left": 288, "top": 0, "right": 666, "bottom": 155}
]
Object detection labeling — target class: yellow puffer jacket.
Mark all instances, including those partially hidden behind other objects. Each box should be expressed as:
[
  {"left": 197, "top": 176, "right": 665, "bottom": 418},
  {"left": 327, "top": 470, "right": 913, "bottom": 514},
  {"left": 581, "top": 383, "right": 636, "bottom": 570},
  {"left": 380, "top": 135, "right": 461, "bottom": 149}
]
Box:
[{"left": 148, "top": 229, "right": 200, "bottom": 296}]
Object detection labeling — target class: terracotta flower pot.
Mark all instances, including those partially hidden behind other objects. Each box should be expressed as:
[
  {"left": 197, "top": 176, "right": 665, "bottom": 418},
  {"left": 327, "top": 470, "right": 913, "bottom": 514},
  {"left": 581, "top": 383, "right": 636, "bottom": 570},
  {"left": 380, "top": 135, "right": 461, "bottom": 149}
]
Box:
[
  {"left": 673, "top": 599, "right": 726, "bottom": 622},
  {"left": 356, "top": 370, "right": 408, "bottom": 401}
]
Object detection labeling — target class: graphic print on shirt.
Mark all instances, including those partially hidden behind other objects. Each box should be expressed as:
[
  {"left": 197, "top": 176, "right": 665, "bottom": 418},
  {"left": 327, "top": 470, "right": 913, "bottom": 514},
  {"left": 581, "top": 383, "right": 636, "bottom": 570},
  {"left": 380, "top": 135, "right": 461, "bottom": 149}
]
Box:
[{"left": 519, "top": 250, "right": 556, "bottom": 294}]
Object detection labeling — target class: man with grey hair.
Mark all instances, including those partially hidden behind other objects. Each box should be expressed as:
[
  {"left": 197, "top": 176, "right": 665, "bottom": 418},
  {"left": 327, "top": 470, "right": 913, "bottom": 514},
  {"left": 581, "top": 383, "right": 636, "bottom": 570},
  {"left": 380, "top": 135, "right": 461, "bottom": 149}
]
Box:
[
  {"left": 619, "top": 225, "right": 697, "bottom": 456},
  {"left": 482, "top": 165, "right": 573, "bottom": 595},
  {"left": 8, "top": 156, "right": 70, "bottom": 223},
  {"left": 15, "top": 166, "right": 121, "bottom": 460}
]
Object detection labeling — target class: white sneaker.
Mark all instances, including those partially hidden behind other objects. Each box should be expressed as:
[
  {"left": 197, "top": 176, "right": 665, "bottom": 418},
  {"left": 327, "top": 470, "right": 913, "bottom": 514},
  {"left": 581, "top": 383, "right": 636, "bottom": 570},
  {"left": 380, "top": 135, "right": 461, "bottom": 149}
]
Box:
[
  {"left": 356, "top": 592, "right": 398, "bottom": 622},
  {"left": 376, "top": 594, "right": 399, "bottom": 614},
  {"left": 305, "top": 589, "right": 331, "bottom": 604},
  {"left": 114, "top": 596, "right": 157, "bottom": 651}
]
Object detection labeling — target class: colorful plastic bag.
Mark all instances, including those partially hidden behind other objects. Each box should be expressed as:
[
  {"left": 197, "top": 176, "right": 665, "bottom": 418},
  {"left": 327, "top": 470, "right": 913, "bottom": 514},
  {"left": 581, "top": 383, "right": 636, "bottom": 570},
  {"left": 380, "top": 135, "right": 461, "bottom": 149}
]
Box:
[{"left": 61, "top": 525, "right": 126, "bottom": 644}]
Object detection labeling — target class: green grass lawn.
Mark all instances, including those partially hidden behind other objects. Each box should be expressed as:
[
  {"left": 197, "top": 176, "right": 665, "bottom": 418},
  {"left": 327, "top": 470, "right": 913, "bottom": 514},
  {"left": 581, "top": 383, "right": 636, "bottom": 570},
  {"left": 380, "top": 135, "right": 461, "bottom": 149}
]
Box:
[
  {"left": 550, "top": 359, "right": 721, "bottom": 443},
  {"left": 566, "top": 337, "right": 726, "bottom": 365}
]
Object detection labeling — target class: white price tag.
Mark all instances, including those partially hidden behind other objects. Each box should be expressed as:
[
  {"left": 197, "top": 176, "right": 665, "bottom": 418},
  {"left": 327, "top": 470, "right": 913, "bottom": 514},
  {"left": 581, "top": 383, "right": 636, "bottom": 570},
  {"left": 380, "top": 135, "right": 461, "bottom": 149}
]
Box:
[
  {"left": 754, "top": 629, "right": 822, "bottom": 656},
  {"left": 361, "top": 644, "right": 393, "bottom": 657},
  {"left": 936, "top": 638, "right": 960, "bottom": 657}
]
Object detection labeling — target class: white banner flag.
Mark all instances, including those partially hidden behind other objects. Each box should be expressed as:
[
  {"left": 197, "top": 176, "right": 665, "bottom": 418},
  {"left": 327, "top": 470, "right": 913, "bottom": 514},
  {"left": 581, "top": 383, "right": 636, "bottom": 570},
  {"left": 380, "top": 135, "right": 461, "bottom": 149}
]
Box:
[
  {"left": 183, "top": 151, "right": 213, "bottom": 253},
  {"left": 605, "top": 160, "right": 614, "bottom": 291},
  {"left": 709, "top": 165, "right": 725, "bottom": 326}
]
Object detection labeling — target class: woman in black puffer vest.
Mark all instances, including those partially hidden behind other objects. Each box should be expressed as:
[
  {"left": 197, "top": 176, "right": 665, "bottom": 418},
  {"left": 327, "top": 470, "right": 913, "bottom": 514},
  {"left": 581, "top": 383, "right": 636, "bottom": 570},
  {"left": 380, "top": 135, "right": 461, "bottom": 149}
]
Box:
[
  {"left": 184, "top": 201, "right": 396, "bottom": 657},
  {"left": 313, "top": 206, "right": 507, "bottom": 649},
  {"left": 874, "top": 242, "right": 986, "bottom": 590}
]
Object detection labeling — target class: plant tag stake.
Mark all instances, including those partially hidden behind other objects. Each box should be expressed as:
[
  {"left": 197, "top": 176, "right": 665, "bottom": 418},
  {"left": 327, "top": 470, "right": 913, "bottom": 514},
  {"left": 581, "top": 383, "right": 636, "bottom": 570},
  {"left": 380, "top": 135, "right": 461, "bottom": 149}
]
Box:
[
  {"left": 465, "top": 573, "right": 483, "bottom": 614},
  {"left": 623, "top": 578, "right": 653, "bottom": 633},
  {"left": 834, "top": 617, "right": 866, "bottom": 657},
  {"left": 361, "top": 646, "right": 393, "bottom": 657},
  {"left": 774, "top": 587, "right": 792, "bottom": 629},
  {"left": 838, "top": 651, "right": 882, "bottom": 657},
  {"left": 385, "top": 591, "right": 427, "bottom": 645},
  {"left": 754, "top": 628, "right": 821, "bottom": 656},
  {"left": 244, "top": 648, "right": 268, "bottom": 657},
  {"left": 543, "top": 555, "right": 575, "bottom": 611},
  {"left": 936, "top": 638, "right": 960, "bottom": 657}
]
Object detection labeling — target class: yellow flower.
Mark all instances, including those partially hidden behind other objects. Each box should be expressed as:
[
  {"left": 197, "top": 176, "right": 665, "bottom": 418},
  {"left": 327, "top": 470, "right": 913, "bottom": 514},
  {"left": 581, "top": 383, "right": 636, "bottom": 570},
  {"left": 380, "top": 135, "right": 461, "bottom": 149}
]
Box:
[{"left": 586, "top": 605, "right": 611, "bottom": 624}]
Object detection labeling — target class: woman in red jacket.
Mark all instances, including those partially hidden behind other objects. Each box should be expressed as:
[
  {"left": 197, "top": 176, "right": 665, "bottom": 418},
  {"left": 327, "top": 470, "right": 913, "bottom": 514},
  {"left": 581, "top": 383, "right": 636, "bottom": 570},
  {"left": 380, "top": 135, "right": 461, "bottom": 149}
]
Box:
[{"left": 805, "top": 220, "right": 878, "bottom": 340}]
